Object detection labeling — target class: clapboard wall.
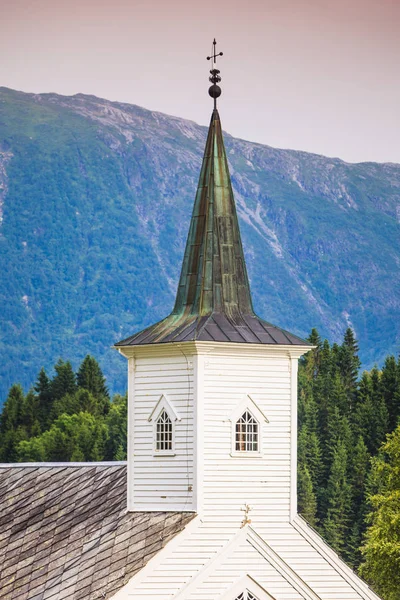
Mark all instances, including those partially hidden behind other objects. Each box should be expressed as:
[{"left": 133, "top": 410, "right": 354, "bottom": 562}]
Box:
[
  {"left": 126, "top": 348, "right": 195, "bottom": 512},
  {"left": 199, "top": 346, "right": 297, "bottom": 524}
]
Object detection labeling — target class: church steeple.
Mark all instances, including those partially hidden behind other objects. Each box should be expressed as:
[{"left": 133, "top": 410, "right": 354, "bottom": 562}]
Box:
[
  {"left": 116, "top": 45, "right": 309, "bottom": 348},
  {"left": 173, "top": 108, "right": 254, "bottom": 320}
]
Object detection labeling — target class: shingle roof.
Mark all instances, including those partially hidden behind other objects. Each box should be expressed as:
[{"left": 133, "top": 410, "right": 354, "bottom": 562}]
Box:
[
  {"left": 116, "top": 110, "right": 310, "bottom": 349},
  {"left": 0, "top": 463, "right": 194, "bottom": 600}
]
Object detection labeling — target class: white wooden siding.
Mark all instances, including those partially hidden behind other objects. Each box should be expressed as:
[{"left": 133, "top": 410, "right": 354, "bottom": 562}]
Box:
[
  {"left": 201, "top": 351, "right": 292, "bottom": 525},
  {"left": 128, "top": 352, "right": 195, "bottom": 511}
]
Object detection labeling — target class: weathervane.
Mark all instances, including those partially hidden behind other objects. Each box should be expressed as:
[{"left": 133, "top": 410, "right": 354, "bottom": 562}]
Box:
[{"left": 207, "top": 38, "right": 223, "bottom": 109}]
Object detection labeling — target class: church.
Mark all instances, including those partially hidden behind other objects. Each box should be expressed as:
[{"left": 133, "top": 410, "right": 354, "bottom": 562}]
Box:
[{"left": 0, "top": 48, "right": 381, "bottom": 600}]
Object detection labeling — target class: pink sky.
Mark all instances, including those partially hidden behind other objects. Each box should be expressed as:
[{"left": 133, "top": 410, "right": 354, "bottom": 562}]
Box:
[{"left": 1, "top": 0, "right": 399, "bottom": 163}]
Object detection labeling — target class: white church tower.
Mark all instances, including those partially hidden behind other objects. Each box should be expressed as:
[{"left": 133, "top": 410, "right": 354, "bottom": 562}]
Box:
[{"left": 115, "top": 42, "right": 381, "bottom": 600}]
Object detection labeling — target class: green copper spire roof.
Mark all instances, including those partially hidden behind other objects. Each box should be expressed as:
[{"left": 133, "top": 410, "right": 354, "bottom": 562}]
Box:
[
  {"left": 116, "top": 109, "right": 309, "bottom": 347},
  {"left": 173, "top": 109, "right": 253, "bottom": 318}
]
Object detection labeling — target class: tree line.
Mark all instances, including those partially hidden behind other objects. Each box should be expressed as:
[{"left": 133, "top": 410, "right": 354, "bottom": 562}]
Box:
[
  {"left": 0, "top": 333, "right": 399, "bottom": 598},
  {"left": 0, "top": 356, "right": 126, "bottom": 463},
  {"left": 298, "top": 328, "right": 400, "bottom": 599}
]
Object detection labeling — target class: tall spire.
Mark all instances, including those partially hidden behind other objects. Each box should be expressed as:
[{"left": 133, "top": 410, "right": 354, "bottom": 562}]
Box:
[
  {"left": 173, "top": 109, "right": 254, "bottom": 319},
  {"left": 116, "top": 44, "right": 309, "bottom": 347}
]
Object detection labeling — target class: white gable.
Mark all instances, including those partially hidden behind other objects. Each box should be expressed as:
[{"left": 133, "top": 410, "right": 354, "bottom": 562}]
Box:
[
  {"left": 148, "top": 393, "right": 182, "bottom": 422},
  {"left": 227, "top": 394, "right": 269, "bottom": 424}
]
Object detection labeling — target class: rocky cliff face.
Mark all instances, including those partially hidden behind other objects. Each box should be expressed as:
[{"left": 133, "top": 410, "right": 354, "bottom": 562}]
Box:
[{"left": 0, "top": 87, "right": 399, "bottom": 399}]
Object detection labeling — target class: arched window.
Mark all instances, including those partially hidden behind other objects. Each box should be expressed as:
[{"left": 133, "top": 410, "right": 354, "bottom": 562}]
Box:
[
  {"left": 156, "top": 410, "right": 173, "bottom": 452},
  {"left": 235, "top": 411, "right": 259, "bottom": 452},
  {"left": 235, "top": 592, "right": 258, "bottom": 600},
  {"left": 149, "top": 394, "right": 180, "bottom": 457}
]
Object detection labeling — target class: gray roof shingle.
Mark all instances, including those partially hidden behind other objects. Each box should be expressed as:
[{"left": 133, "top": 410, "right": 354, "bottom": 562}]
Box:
[{"left": 0, "top": 463, "right": 194, "bottom": 600}]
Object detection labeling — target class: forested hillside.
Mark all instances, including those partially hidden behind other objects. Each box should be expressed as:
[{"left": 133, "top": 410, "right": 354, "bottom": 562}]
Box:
[
  {"left": 0, "top": 87, "right": 400, "bottom": 402},
  {"left": 1, "top": 329, "right": 400, "bottom": 598}
]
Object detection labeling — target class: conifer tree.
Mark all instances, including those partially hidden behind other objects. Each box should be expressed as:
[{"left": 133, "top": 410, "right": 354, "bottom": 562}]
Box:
[
  {"left": 298, "top": 395, "right": 323, "bottom": 496},
  {"left": 341, "top": 328, "right": 361, "bottom": 381},
  {"left": 52, "top": 388, "right": 103, "bottom": 420},
  {"left": 51, "top": 360, "right": 76, "bottom": 401},
  {"left": 298, "top": 465, "right": 318, "bottom": 527},
  {"left": 324, "top": 406, "right": 352, "bottom": 474},
  {"left": 354, "top": 371, "right": 389, "bottom": 455},
  {"left": 21, "top": 390, "right": 41, "bottom": 437},
  {"left": 346, "top": 436, "right": 370, "bottom": 567},
  {"left": 312, "top": 339, "right": 334, "bottom": 450},
  {"left": 323, "top": 440, "right": 352, "bottom": 555},
  {"left": 380, "top": 355, "right": 400, "bottom": 431},
  {"left": 304, "top": 328, "right": 322, "bottom": 380},
  {"left": 360, "top": 426, "right": 400, "bottom": 599},
  {"left": 34, "top": 367, "right": 52, "bottom": 429},
  {"left": 77, "top": 355, "right": 109, "bottom": 403},
  {"left": 0, "top": 384, "right": 25, "bottom": 432},
  {"left": 370, "top": 367, "right": 390, "bottom": 452},
  {"left": 104, "top": 394, "right": 127, "bottom": 460},
  {"left": 0, "top": 384, "right": 27, "bottom": 461}
]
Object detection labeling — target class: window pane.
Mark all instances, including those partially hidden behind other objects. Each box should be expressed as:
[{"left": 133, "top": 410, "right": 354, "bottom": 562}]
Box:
[
  {"left": 156, "top": 410, "right": 173, "bottom": 451},
  {"left": 235, "top": 411, "right": 258, "bottom": 452}
]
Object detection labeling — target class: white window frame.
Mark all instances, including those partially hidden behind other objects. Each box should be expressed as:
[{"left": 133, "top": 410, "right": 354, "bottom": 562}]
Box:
[
  {"left": 228, "top": 395, "right": 269, "bottom": 458},
  {"left": 148, "top": 394, "right": 181, "bottom": 457}
]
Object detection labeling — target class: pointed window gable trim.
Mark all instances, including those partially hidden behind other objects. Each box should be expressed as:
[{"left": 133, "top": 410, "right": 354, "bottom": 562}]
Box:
[
  {"left": 229, "top": 394, "right": 269, "bottom": 425},
  {"left": 148, "top": 395, "right": 181, "bottom": 457},
  {"left": 148, "top": 394, "right": 181, "bottom": 423}
]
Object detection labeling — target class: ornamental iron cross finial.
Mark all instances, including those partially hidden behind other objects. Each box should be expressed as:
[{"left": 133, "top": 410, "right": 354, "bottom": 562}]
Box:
[
  {"left": 207, "top": 38, "right": 223, "bottom": 68},
  {"left": 207, "top": 39, "right": 224, "bottom": 108}
]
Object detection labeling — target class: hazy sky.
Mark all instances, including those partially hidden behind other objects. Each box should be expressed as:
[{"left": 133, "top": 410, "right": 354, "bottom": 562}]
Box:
[{"left": 1, "top": 0, "right": 399, "bottom": 163}]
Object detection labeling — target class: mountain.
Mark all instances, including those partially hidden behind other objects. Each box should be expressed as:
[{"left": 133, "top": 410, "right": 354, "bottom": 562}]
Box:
[{"left": 0, "top": 87, "right": 399, "bottom": 400}]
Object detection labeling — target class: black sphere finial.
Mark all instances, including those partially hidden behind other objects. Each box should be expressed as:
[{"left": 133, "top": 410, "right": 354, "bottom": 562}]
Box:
[
  {"left": 208, "top": 84, "right": 221, "bottom": 99},
  {"left": 206, "top": 39, "right": 223, "bottom": 109}
]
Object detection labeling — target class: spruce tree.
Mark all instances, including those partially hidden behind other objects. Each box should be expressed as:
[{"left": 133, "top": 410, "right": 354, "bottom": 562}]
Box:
[
  {"left": 77, "top": 355, "right": 109, "bottom": 401},
  {"left": 34, "top": 367, "right": 52, "bottom": 429},
  {"left": 346, "top": 436, "right": 370, "bottom": 567},
  {"left": 298, "top": 394, "right": 323, "bottom": 496},
  {"left": 370, "top": 367, "right": 389, "bottom": 452},
  {"left": 51, "top": 360, "right": 76, "bottom": 401},
  {"left": 298, "top": 465, "right": 318, "bottom": 527},
  {"left": 303, "top": 328, "right": 322, "bottom": 380},
  {"left": 0, "top": 384, "right": 25, "bottom": 433},
  {"left": 21, "top": 390, "right": 41, "bottom": 437},
  {"left": 339, "top": 328, "right": 361, "bottom": 409},
  {"left": 0, "top": 384, "right": 27, "bottom": 461},
  {"left": 323, "top": 440, "right": 352, "bottom": 555},
  {"left": 380, "top": 355, "right": 400, "bottom": 431}
]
